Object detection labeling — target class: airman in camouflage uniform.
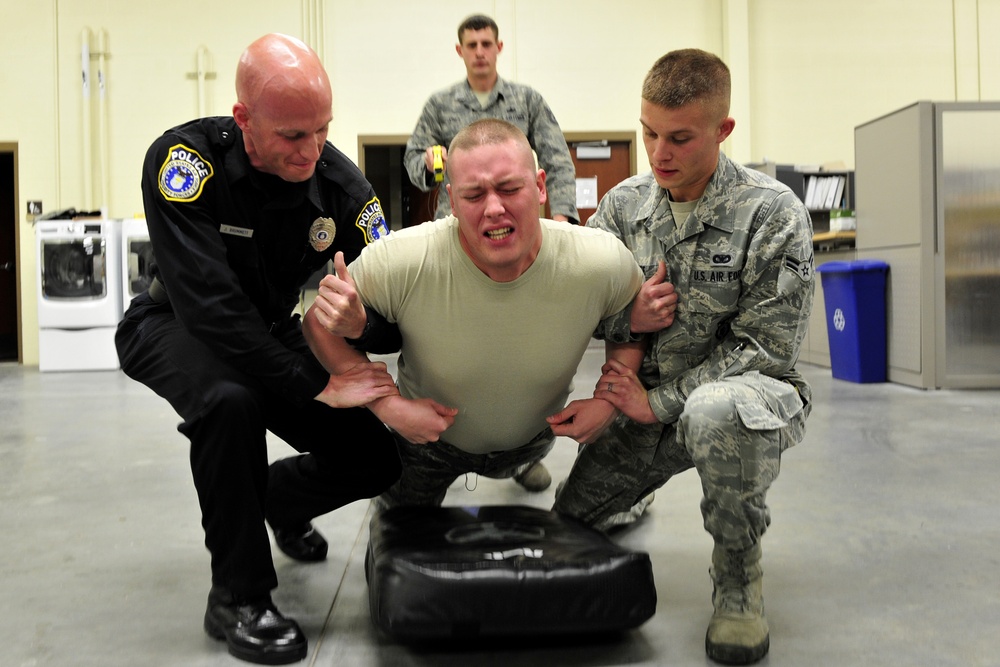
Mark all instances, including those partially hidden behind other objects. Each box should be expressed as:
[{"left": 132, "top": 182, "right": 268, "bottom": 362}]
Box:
[
  {"left": 404, "top": 14, "right": 578, "bottom": 225},
  {"left": 551, "top": 49, "right": 814, "bottom": 666}
]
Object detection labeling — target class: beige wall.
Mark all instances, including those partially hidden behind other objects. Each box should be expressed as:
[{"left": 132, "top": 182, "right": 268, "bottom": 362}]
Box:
[{"left": 2, "top": 0, "right": 998, "bottom": 365}]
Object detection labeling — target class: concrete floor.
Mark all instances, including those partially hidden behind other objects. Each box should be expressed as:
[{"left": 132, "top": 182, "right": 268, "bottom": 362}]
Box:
[{"left": 2, "top": 347, "right": 999, "bottom": 667}]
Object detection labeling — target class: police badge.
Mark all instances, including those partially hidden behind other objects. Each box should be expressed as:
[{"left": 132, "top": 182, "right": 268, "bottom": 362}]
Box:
[{"left": 309, "top": 217, "right": 336, "bottom": 252}]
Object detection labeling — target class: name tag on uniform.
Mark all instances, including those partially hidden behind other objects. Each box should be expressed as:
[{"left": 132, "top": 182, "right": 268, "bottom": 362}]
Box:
[{"left": 220, "top": 224, "right": 253, "bottom": 238}]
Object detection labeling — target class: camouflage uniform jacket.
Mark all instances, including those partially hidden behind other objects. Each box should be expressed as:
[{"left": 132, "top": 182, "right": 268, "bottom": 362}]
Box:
[
  {"left": 404, "top": 76, "right": 578, "bottom": 222},
  {"left": 591, "top": 152, "right": 815, "bottom": 425}
]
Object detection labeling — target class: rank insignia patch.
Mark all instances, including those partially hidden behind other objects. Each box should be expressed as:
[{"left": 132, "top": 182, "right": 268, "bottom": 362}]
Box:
[
  {"left": 778, "top": 253, "right": 814, "bottom": 296},
  {"left": 355, "top": 197, "right": 390, "bottom": 244},
  {"left": 783, "top": 254, "right": 813, "bottom": 282},
  {"left": 309, "top": 217, "right": 336, "bottom": 252},
  {"left": 158, "top": 144, "right": 214, "bottom": 202}
]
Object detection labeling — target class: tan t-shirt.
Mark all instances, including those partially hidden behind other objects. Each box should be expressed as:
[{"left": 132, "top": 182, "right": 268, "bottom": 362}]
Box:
[{"left": 351, "top": 216, "right": 642, "bottom": 454}]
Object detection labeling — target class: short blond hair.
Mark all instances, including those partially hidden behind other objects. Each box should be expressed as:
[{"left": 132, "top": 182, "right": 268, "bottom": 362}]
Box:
[
  {"left": 447, "top": 118, "right": 531, "bottom": 176},
  {"left": 642, "top": 48, "right": 731, "bottom": 120}
]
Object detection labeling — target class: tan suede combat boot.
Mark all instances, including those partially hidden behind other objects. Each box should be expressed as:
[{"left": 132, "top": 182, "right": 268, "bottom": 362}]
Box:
[{"left": 705, "top": 543, "right": 769, "bottom": 665}]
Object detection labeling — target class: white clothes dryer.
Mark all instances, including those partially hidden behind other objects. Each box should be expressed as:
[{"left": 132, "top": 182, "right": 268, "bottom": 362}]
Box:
[
  {"left": 121, "top": 217, "right": 154, "bottom": 311},
  {"left": 35, "top": 217, "right": 122, "bottom": 371}
]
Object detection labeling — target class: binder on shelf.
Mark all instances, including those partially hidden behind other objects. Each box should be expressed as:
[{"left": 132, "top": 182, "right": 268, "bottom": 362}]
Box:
[
  {"left": 818, "top": 176, "right": 831, "bottom": 208},
  {"left": 808, "top": 176, "right": 830, "bottom": 209},
  {"left": 827, "top": 176, "right": 846, "bottom": 209},
  {"left": 821, "top": 176, "right": 842, "bottom": 209},
  {"left": 774, "top": 164, "right": 853, "bottom": 212},
  {"left": 804, "top": 176, "right": 818, "bottom": 208},
  {"left": 804, "top": 176, "right": 817, "bottom": 208},
  {"left": 804, "top": 174, "right": 847, "bottom": 210}
]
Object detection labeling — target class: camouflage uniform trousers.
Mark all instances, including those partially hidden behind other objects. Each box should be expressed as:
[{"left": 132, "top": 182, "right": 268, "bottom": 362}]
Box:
[
  {"left": 553, "top": 371, "right": 806, "bottom": 548},
  {"left": 376, "top": 429, "right": 555, "bottom": 510}
]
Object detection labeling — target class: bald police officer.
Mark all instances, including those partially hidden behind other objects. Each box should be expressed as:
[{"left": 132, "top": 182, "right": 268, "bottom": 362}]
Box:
[{"left": 117, "top": 33, "right": 402, "bottom": 664}]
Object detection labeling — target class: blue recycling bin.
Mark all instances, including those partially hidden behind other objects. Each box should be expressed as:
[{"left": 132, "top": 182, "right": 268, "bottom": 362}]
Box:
[{"left": 815, "top": 259, "right": 889, "bottom": 383}]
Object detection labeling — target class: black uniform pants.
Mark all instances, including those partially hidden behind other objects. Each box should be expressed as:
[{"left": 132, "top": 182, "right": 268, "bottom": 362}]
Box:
[{"left": 116, "top": 294, "right": 401, "bottom": 598}]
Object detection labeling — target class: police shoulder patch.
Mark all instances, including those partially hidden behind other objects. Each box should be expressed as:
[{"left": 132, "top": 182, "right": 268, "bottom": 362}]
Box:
[
  {"left": 355, "top": 197, "right": 390, "bottom": 244},
  {"left": 157, "top": 143, "right": 215, "bottom": 202}
]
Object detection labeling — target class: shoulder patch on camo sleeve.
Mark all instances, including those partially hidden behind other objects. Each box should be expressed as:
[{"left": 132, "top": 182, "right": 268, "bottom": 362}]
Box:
[
  {"left": 783, "top": 253, "right": 813, "bottom": 282},
  {"left": 157, "top": 144, "right": 214, "bottom": 202},
  {"left": 355, "top": 197, "right": 390, "bottom": 244}
]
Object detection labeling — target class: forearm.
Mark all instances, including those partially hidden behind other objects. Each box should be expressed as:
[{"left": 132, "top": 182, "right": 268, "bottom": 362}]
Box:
[
  {"left": 585, "top": 338, "right": 656, "bottom": 427},
  {"left": 605, "top": 338, "right": 646, "bottom": 371},
  {"left": 347, "top": 305, "right": 402, "bottom": 355},
  {"left": 645, "top": 305, "right": 804, "bottom": 424},
  {"left": 404, "top": 108, "right": 440, "bottom": 191},
  {"left": 403, "top": 144, "right": 435, "bottom": 191},
  {"left": 543, "top": 167, "right": 579, "bottom": 222},
  {"left": 365, "top": 393, "right": 407, "bottom": 426},
  {"left": 303, "top": 305, "right": 371, "bottom": 374},
  {"left": 594, "top": 304, "right": 640, "bottom": 344},
  {"left": 646, "top": 337, "right": 747, "bottom": 424},
  {"left": 527, "top": 98, "right": 577, "bottom": 221}
]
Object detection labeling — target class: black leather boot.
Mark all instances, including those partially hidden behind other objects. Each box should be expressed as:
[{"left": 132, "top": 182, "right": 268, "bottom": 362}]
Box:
[
  {"left": 204, "top": 587, "right": 307, "bottom": 665},
  {"left": 271, "top": 522, "right": 329, "bottom": 562}
]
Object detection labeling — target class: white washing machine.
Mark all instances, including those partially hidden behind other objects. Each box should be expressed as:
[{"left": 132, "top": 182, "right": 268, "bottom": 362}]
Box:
[
  {"left": 35, "top": 217, "right": 123, "bottom": 371},
  {"left": 120, "top": 217, "right": 154, "bottom": 311}
]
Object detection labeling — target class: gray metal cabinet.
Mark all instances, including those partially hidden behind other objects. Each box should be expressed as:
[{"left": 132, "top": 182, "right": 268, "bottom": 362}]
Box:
[{"left": 854, "top": 101, "right": 1000, "bottom": 389}]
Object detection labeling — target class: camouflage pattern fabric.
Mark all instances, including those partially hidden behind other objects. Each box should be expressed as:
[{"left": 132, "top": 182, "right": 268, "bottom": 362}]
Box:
[
  {"left": 553, "top": 153, "right": 815, "bottom": 546},
  {"left": 404, "top": 77, "right": 578, "bottom": 222}
]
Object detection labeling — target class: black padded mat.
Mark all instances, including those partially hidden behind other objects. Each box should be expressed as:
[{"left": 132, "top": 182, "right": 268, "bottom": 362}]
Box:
[{"left": 366, "top": 505, "right": 657, "bottom": 641}]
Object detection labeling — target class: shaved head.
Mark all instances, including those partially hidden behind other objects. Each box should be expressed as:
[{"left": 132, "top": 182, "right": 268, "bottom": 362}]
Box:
[
  {"left": 448, "top": 118, "right": 534, "bottom": 178},
  {"left": 235, "top": 33, "right": 331, "bottom": 118},
  {"left": 232, "top": 33, "right": 333, "bottom": 182}
]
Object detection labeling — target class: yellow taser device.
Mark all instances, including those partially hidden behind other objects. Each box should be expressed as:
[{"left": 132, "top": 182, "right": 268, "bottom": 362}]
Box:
[{"left": 432, "top": 145, "right": 444, "bottom": 183}]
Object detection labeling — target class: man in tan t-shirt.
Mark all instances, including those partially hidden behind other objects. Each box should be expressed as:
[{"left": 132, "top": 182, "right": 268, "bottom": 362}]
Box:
[{"left": 302, "top": 119, "right": 671, "bottom": 508}]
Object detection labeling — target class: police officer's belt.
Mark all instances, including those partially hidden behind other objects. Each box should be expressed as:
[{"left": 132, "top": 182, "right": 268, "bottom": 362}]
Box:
[{"left": 148, "top": 276, "right": 169, "bottom": 304}]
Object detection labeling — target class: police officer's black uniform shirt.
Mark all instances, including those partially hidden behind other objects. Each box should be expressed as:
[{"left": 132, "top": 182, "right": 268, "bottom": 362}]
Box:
[{"left": 140, "top": 116, "right": 391, "bottom": 405}]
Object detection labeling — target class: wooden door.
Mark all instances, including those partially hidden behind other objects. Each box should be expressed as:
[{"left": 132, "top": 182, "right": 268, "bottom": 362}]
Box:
[{"left": 562, "top": 132, "right": 637, "bottom": 225}]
